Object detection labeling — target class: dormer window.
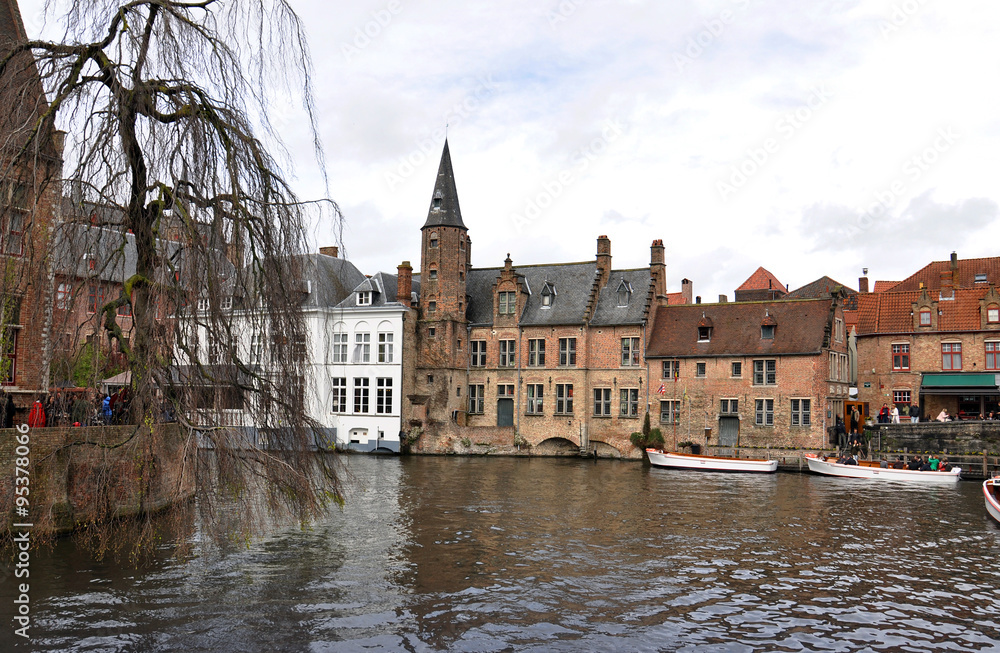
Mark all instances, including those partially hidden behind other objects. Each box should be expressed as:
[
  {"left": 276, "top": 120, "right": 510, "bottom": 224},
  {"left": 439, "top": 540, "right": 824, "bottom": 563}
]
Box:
[
  {"left": 541, "top": 282, "right": 555, "bottom": 308},
  {"left": 357, "top": 291, "right": 372, "bottom": 306},
  {"left": 988, "top": 306, "right": 999, "bottom": 323},
  {"left": 976, "top": 273, "right": 988, "bottom": 283},
  {"left": 432, "top": 194, "right": 442, "bottom": 210},
  {"left": 920, "top": 309, "right": 931, "bottom": 326},
  {"left": 616, "top": 279, "right": 632, "bottom": 307},
  {"left": 761, "top": 310, "right": 776, "bottom": 339},
  {"left": 697, "top": 314, "right": 713, "bottom": 342},
  {"left": 498, "top": 291, "right": 516, "bottom": 315}
]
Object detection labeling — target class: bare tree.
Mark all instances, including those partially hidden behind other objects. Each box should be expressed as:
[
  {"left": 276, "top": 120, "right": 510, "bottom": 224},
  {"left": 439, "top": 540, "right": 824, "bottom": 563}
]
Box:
[{"left": 1, "top": 0, "right": 343, "bottom": 553}]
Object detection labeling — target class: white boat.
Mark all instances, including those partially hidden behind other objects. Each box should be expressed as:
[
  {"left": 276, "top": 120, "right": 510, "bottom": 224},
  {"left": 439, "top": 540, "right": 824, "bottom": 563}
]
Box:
[
  {"left": 646, "top": 449, "right": 778, "bottom": 473},
  {"left": 805, "top": 454, "right": 961, "bottom": 483},
  {"left": 984, "top": 478, "right": 1000, "bottom": 525}
]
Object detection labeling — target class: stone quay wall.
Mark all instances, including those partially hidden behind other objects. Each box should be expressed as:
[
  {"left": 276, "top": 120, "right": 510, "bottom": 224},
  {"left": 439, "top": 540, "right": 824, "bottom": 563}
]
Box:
[{"left": 0, "top": 423, "right": 196, "bottom": 537}]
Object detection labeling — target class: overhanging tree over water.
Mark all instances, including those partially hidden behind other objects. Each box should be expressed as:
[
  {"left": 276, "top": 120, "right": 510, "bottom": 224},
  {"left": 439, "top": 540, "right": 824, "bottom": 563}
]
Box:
[{"left": 0, "top": 0, "right": 343, "bottom": 553}]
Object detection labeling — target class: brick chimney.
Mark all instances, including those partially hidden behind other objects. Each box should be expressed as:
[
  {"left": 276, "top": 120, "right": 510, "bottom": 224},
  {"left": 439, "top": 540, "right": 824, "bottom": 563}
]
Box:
[
  {"left": 950, "top": 251, "right": 959, "bottom": 287},
  {"left": 596, "top": 235, "right": 611, "bottom": 288},
  {"left": 650, "top": 239, "right": 665, "bottom": 297},
  {"left": 319, "top": 246, "right": 338, "bottom": 258},
  {"left": 859, "top": 274, "right": 869, "bottom": 293},
  {"left": 681, "top": 278, "right": 693, "bottom": 303},
  {"left": 397, "top": 261, "right": 412, "bottom": 308}
]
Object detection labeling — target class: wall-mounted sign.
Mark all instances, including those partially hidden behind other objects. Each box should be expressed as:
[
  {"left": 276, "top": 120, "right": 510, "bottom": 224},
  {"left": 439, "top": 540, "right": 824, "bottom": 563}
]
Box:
[{"left": 863, "top": 382, "right": 871, "bottom": 388}]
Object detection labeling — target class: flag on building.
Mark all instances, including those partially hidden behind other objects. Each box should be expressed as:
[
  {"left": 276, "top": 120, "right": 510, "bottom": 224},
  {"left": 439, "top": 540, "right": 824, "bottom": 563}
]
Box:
[{"left": 656, "top": 384, "right": 665, "bottom": 395}]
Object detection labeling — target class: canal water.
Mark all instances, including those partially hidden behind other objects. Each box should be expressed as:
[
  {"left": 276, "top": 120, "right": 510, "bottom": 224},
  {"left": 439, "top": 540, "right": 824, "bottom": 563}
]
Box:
[{"left": 5, "top": 456, "right": 1000, "bottom": 652}]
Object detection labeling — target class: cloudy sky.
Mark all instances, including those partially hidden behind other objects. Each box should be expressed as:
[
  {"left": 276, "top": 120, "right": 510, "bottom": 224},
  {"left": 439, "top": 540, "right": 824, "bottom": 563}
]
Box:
[{"left": 20, "top": 0, "right": 1000, "bottom": 301}]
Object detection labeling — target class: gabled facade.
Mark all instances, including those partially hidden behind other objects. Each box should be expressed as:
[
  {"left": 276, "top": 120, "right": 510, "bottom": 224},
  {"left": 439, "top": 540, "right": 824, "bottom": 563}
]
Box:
[
  {"left": 734, "top": 267, "right": 787, "bottom": 302},
  {"left": 856, "top": 252, "right": 1000, "bottom": 420},
  {"left": 646, "top": 296, "right": 848, "bottom": 450},
  {"left": 327, "top": 270, "right": 410, "bottom": 452},
  {"left": 403, "top": 143, "right": 671, "bottom": 457}
]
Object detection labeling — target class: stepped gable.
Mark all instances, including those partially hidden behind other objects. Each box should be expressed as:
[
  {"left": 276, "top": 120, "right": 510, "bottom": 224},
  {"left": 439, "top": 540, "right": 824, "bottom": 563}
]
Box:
[
  {"left": 647, "top": 298, "right": 833, "bottom": 358},
  {"left": 421, "top": 139, "right": 467, "bottom": 231},
  {"left": 590, "top": 268, "right": 652, "bottom": 326}
]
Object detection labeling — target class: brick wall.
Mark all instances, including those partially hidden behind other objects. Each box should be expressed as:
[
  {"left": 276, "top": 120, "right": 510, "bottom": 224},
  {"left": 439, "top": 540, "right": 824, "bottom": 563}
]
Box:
[
  {"left": 0, "top": 423, "right": 195, "bottom": 536},
  {"left": 872, "top": 421, "right": 1000, "bottom": 456}
]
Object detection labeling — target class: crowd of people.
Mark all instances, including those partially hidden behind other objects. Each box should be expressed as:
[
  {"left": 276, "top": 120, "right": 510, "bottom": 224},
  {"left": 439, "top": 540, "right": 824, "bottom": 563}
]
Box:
[{"left": 1, "top": 387, "right": 134, "bottom": 428}]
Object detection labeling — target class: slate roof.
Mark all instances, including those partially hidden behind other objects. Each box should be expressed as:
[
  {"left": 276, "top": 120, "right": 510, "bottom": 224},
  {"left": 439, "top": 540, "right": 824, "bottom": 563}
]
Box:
[
  {"left": 736, "top": 267, "right": 785, "bottom": 292},
  {"left": 591, "top": 268, "right": 652, "bottom": 326},
  {"left": 856, "top": 287, "right": 997, "bottom": 335},
  {"left": 890, "top": 256, "right": 1000, "bottom": 292},
  {"left": 466, "top": 261, "right": 599, "bottom": 327},
  {"left": 785, "top": 276, "right": 858, "bottom": 310},
  {"left": 298, "top": 254, "right": 366, "bottom": 308},
  {"left": 647, "top": 298, "right": 834, "bottom": 358},
  {"left": 421, "top": 140, "right": 467, "bottom": 231},
  {"left": 335, "top": 271, "right": 404, "bottom": 309}
]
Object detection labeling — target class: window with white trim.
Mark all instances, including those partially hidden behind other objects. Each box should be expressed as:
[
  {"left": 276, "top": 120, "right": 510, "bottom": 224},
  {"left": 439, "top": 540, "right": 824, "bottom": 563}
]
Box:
[
  {"left": 353, "top": 377, "right": 370, "bottom": 413},
  {"left": 377, "top": 332, "right": 393, "bottom": 363},
  {"left": 892, "top": 343, "right": 910, "bottom": 371},
  {"left": 353, "top": 332, "right": 370, "bottom": 363},
  {"left": 942, "top": 342, "right": 962, "bottom": 370},
  {"left": 663, "top": 360, "right": 679, "bottom": 379},
  {"left": 332, "top": 332, "right": 348, "bottom": 363},
  {"left": 376, "top": 378, "right": 393, "bottom": 414},
  {"left": 331, "top": 378, "right": 347, "bottom": 413},
  {"left": 753, "top": 359, "right": 776, "bottom": 385},
  {"left": 621, "top": 337, "right": 640, "bottom": 366},
  {"left": 986, "top": 341, "right": 999, "bottom": 371}
]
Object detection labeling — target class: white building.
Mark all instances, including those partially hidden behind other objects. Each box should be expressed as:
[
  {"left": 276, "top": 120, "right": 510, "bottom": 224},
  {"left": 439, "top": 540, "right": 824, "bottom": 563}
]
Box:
[{"left": 325, "top": 271, "right": 412, "bottom": 453}]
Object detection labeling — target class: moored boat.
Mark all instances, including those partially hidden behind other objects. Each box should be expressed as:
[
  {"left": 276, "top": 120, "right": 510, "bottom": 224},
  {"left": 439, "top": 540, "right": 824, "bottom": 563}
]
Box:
[
  {"left": 805, "top": 454, "right": 961, "bottom": 483},
  {"left": 984, "top": 478, "right": 1000, "bottom": 525},
  {"left": 646, "top": 449, "right": 778, "bottom": 473}
]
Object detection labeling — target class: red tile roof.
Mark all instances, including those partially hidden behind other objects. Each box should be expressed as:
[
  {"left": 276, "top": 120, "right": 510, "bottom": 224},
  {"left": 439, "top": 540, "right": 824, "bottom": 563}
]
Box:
[
  {"left": 890, "top": 256, "right": 1000, "bottom": 292},
  {"left": 872, "top": 280, "right": 900, "bottom": 293},
  {"left": 856, "top": 287, "right": 998, "bottom": 334},
  {"left": 736, "top": 266, "right": 785, "bottom": 292},
  {"left": 665, "top": 291, "right": 688, "bottom": 305},
  {"left": 648, "top": 298, "right": 834, "bottom": 358}
]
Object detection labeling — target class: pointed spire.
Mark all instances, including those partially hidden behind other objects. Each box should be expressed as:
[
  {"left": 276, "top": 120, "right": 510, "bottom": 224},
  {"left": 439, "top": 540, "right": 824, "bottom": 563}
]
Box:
[
  {"left": 0, "top": 0, "right": 28, "bottom": 47},
  {"left": 422, "top": 140, "right": 467, "bottom": 231}
]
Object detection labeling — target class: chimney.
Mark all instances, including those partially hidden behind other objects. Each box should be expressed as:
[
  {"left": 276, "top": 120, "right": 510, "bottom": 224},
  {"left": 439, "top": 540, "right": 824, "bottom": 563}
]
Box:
[
  {"left": 319, "top": 246, "right": 339, "bottom": 258},
  {"left": 650, "top": 239, "right": 665, "bottom": 297},
  {"left": 681, "top": 278, "right": 693, "bottom": 303},
  {"left": 696, "top": 296, "right": 702, "bottom": 304},
  {"left": 950, "top": 251, "right": 959, "bottom": 287},
  {"left": 596, "top": 235, "right": 611, "bottom": 287},
  {"left": 397, "top": 261, "right": 412, "bottom": 308},
  {"left": 859, "top": 274, "right": 869, "bottom": 293},
  {"left": 718, "top": 294, "right": 727, "bottom": 303}
]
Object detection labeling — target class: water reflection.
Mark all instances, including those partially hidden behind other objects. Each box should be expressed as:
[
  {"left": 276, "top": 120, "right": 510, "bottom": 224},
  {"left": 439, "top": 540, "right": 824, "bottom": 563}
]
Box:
[{"left": 3, "top": 456, "right": 1000, "bottom": 651}]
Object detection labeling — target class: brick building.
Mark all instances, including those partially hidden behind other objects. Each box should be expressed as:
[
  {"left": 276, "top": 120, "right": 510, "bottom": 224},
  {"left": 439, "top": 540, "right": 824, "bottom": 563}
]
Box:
[
  {"left": 646, "top": 295, "right": 849, "bottom": 451},
  {"left": 856, "top": 253, "right": 1000, "bottom": 420},
  {"left": 402, "top": 142, "right": 681, "bottom": 457},
  {"left": 734, "top": 267, "right": 787, "bottom": 302},
  {"left": 1, "top": 0, "right": 63, "bottom": 405}
]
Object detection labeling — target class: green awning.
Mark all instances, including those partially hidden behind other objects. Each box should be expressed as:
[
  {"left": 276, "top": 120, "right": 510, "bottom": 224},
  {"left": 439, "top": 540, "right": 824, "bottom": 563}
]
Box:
[{"left": 920, "top": 373, "right": 1000, "bottom": 395}]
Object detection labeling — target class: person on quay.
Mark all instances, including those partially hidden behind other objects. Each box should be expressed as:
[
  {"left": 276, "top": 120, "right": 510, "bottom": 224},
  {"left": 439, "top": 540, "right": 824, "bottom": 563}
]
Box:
[
  {"left": 891, "top": 405, "right": 900, "bottom": 424},
  {"left": 851, "top": 406, "right": 861, "bottom": 433},
  {"left": 936, "top": 409, "right": 951, "bottom": 422},
  {"left": 910, "top": 403, "right": 920, "bottom": 423},
  {"left": 879, "top": 404, "right": 890, "bottom": 423}
]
